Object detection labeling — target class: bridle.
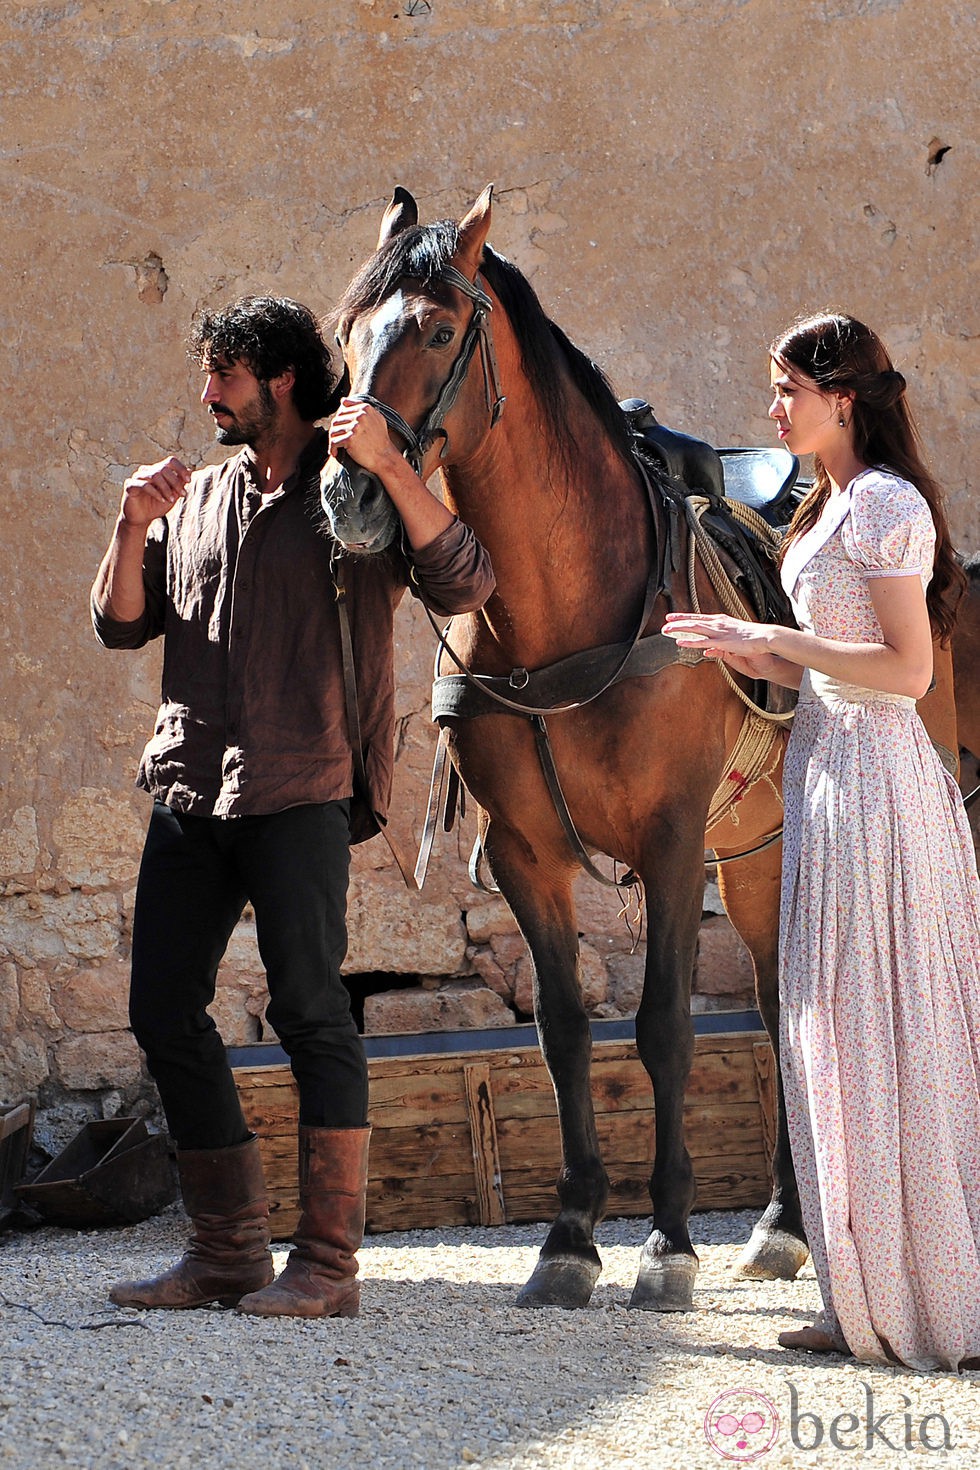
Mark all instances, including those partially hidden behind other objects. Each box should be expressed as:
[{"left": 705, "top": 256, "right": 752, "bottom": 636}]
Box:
[{"left": 342, "top": 265, "right": 506, "bottom": 477}]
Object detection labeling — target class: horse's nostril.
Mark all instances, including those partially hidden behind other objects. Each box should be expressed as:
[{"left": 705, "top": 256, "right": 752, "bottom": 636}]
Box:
[{"left": 361, "top": 478, "right": 383, "bottom": 513}]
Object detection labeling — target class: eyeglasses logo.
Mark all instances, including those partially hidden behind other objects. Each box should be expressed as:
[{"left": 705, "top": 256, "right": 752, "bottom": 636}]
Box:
[{"left": 704, "top": 1388, "right": 780, "bottom": 1461}]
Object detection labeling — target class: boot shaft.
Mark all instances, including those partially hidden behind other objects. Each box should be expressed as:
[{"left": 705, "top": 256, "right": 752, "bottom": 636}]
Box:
[{"left": 295, "top": 1125, "right": 371, "bottom": 1259}]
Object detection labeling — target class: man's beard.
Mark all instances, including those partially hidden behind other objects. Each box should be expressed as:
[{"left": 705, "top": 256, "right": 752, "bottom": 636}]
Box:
[{"left": 212, "top": 380, "right": 277, "bottom": 446}]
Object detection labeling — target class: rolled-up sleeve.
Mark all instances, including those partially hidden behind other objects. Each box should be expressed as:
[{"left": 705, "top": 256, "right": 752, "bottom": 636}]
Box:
[
  {"left": 407, "top": 516, "right": 495, "bottom": 617},
  {"left": 91, "top": 520, "right": 169, "bottom": 649}
]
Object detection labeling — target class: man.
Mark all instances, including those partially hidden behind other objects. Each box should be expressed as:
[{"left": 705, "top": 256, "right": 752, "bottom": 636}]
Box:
[{"left": 92, "top": 296, "right": 494, "bottom": 1318}]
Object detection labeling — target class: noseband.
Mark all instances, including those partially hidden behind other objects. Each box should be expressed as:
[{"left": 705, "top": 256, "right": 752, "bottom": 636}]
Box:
[{"left": 347, "top": 266, "right": 506, "bottom": 476}]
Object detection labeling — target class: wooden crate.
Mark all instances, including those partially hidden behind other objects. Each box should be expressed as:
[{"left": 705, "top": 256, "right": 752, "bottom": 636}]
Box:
[{"left": 234, "top": 1023, "right": 777, "bottom": 1239}]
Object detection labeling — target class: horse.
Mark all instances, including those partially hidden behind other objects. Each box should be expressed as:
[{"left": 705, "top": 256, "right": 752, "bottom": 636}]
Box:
[
  {"left": 320, "top": 185, "right": 977, "bottom": 1311},
  {"left": 954, "top": 557, "right": 980, "bottom": 762},
  {"left": 953, "top": 557, "right": 980, "bottom": 847}
]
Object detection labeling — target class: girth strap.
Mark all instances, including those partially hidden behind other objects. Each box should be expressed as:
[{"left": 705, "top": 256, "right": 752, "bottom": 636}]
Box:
[
  {"left": 431, "top": 630, "right": 697, "bottom": 721},
  {"left": 531, "top": 715, "right": 639, "bottom": 890}
]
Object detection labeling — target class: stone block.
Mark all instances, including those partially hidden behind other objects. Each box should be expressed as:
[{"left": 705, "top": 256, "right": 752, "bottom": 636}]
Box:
[
  {"left": 0, "top": 1032, "right": 50, "bottom": 1098},
  {"left": 53, "top": 962, "right": 131, "bottom": 1032},
  {"left": 694, "top": 918, "right": 756, "bottom": 1000},
  {"left": 363, "top": 982, "right": 514, "bottom": 1036},
  {"left": 345, "top": 874, "right": 467, "bottom": 976},
  {"left": 223, "top": 919, "right": 265, "bottom": 978},
  {"left": 0, "top": 807, "right": 40, "bottom": 880},
  {"left": 512, "top": 953, "right": 535, "bottom": 1019},
  {"left": 1, "top": 891, "right": 120, "bottom": 966},
  {"left": 579, "top": 941, "right": 609, "bottom": 1011},
  {"left": 465, "top": 945, "right": 513, "bottom": 1003},
  {"left": 464, "top": 897, "right": 519, "bottom": 945},
  {"left": 0, "top": 962, "right": 18, "bottom": 1034},
  {"left": 466, "top": 931, "right": 530, "bottom": 1011},
  {"left": 209, "top": 983, "right": 264, "bottom": 1047},
  {"left": 606, "top": 952, "right": 646, "bottom": 1015},
  {"left": 55, "top": 1031, "right": 143, "bottom": 1092},
  {"left": 18, "top": 969, "right": 61, "bottom": 1029},
  {"left": 51, "top": 788, "right": 143, "bottom": 886}
]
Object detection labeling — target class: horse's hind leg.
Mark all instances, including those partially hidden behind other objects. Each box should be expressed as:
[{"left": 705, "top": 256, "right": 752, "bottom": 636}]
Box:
[
  {"left": 716, "top": 848, "right": 809, "bottom": 1280},
  {"left": 482, "top": 826, "right": 608, "bottom": 1309}
]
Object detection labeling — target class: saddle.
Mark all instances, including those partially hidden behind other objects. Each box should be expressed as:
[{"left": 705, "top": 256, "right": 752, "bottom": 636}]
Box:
[{"left": 619, "top": 398, "right": 799, "bottom": 628}]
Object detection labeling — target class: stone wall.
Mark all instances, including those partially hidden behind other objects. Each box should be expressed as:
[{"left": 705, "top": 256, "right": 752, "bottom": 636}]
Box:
[{"left": 1, "top": 0, "right": 977, "bottom": 1119}]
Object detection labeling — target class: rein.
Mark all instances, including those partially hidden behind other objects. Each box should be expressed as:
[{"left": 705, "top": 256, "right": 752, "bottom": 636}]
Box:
[{"left": 348, "top": 266, "right": 505, "bottom": 477}]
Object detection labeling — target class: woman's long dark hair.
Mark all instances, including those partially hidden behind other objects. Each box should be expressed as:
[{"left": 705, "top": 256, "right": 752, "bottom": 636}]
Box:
[{"left": 775, "top": 312, "right": 965, "bottom": 642}]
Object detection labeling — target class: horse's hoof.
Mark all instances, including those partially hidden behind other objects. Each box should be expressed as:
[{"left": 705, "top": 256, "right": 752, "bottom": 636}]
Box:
[
  {"left": 736, "top": 1225, "right": 809, "bottom": 1281},
  {"left": 629, "top": 1251, "right": 698, "bottom": 1312},
  {"left": 516, "top": 1253, "right": 601, "bottom": 1309}
]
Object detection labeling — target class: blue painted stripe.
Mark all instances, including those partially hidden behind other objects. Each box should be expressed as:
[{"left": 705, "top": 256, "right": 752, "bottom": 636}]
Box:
[{"left": 226, "top": 1008, "right": 764, "bottom": 1070}]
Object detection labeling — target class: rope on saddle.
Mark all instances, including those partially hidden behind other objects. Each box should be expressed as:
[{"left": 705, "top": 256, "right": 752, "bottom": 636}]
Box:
[
  {"left": 683, "top": 494, "right": 796, "bottom": 725},
  {"left": 704, "top": 710, "right": 785, "bottom": 836}
]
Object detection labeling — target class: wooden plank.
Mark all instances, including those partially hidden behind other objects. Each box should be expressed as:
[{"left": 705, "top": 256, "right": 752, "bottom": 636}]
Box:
[
  {"left": 234, "top": 1029, "right": 775, "bottom": 1236},
  {"left": 366, "top": 1177, "right": 479, "bottom": 1233},
  {"left": 267, "top": 1175, "right": 485, "bottom": 1240},
  {"left": 0, "top": 1102, "right": 33, "bottom": 1143},
  {"left": 484, "top": 1042, "right": 760, "bottom": 1121},
  {"left": 495, "top": 1102, "right": 763, "bottom": 1169},
  {"left": 498, "top": 1158, "right": 772, "bottom": 1224},
  {"left": 463, "top": 1062, "right": 506, "bottom": 1226}
]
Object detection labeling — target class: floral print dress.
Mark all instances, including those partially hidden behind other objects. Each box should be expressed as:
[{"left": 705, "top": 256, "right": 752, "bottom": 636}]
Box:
[{"left": 778, "top": 467, "right": 980, "bottom": 1371}]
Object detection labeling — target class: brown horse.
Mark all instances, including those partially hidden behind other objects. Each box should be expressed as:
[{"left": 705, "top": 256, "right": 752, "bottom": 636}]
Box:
[
  {"left": 954, "top": 557, "right": 980, "bottom": 761},
  {"left": 321, "top": 185, "right": 977, "bottom": 1311}
]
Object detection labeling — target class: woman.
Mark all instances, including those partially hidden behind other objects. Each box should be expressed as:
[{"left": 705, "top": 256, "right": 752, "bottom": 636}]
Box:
[{"left": 664, "top": 312, "right": 980, "bottom": 1371}]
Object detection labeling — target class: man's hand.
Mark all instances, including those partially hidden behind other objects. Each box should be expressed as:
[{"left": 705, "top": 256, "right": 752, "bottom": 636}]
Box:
[
  {"left": 120, "top": 457, "right": 191, "bottom": 528},
  {"left": 328, "top": 400, "right": 402, "bottom": 478}
]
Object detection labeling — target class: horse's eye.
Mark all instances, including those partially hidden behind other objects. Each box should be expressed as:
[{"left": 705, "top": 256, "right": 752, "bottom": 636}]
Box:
[{"left": 430, "top": 326, "right": 455, "bottom": 348}]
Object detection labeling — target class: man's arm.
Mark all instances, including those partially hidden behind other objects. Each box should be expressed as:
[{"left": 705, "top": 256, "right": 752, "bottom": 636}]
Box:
[
  {"left": 327, "top": 399, "right": 494, "bottom": 613},
  {"left": 92, "top": 456, "right": 189, "bottom": 644},
  {"left": 328, "top": 398, "right": 461, "bottom": 550}
]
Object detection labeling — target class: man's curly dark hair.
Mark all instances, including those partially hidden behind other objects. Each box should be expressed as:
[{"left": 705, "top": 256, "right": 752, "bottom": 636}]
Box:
[{"left": 188, "top": 296, "right": 341, "bottom": 422}]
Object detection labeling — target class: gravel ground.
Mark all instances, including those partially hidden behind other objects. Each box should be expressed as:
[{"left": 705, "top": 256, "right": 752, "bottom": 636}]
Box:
[{"left": 1, "top": 1207, "right": 977, "bottom": 1469}]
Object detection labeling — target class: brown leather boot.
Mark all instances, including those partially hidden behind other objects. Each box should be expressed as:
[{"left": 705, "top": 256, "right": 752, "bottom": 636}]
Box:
[
  {"left": 237, "top": 1125, "right": 370, "bottom": 1319},
  {"left": 110, "top": 1134, "right": 274, "bottom": 1309}
]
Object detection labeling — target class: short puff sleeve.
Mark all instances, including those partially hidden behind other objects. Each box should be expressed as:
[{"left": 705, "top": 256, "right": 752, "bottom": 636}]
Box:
[{"left": 841, "top": 470, "right": 935, "bottom": 578}]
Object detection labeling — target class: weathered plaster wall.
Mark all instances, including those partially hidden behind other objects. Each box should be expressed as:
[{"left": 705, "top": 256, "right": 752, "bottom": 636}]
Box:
[{"left": 1, "top": 1, "right": 977, "bottom": 1114}]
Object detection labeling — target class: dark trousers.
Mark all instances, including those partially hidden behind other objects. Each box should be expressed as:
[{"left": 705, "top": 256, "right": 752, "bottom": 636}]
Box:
[{"left": 130, "top": 800, "right": 367, "bottom": 1150}]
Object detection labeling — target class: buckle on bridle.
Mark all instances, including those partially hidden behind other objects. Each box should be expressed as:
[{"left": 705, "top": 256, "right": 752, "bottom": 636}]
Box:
[{"left": 509, "top": 667, "right": 530, "bottom": 690}]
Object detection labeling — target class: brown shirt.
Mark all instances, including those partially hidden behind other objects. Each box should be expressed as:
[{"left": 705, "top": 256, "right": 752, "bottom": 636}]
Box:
[{"left": 92, "top": 429, "right": 494, "bottom": 841}]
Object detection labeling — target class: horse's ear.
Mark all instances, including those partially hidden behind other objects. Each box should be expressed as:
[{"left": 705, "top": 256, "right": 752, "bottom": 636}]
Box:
[
  {"left": 377, "top": 187, "right": 418, "bottom": 248},
  {"left": 456, "top": 184, "right": 494, "bottom": 277}
]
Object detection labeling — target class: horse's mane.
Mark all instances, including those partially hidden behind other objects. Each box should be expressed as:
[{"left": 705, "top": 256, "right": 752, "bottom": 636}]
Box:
[
  {"left": 334, "top": 222, "right": 635, "bottom": 473},
  {"left": 961, "top": 551, "right": 980, "bottom": 583}
]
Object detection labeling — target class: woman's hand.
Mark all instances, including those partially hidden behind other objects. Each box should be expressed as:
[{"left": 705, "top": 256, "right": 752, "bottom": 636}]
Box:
[{"left": 662, "top": 612, "right": 801, "bottom": 685}]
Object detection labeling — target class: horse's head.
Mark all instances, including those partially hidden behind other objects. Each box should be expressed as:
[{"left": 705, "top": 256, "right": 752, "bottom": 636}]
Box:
[{"left": 319, "top": 185, "right": 504, "bottom": 554}]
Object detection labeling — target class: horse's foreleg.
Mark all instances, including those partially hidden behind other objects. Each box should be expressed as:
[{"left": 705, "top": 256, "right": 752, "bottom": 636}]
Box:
[
  {"left": 482, "top": 825, "right": 607, "bottom": 1309},
  {"left": 717, "top": 850, "right": 809, "bottom": 1280},
  {"left": 629, "top": 842, "right": 704, "bottom": 1312}
]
